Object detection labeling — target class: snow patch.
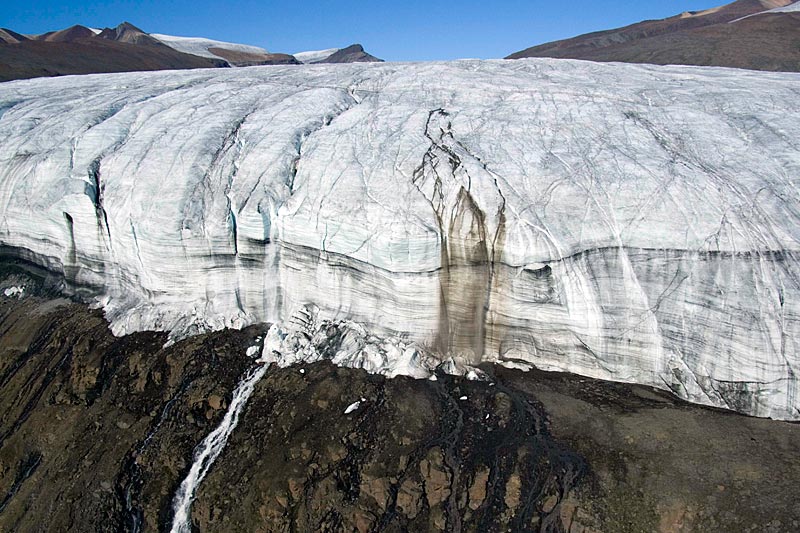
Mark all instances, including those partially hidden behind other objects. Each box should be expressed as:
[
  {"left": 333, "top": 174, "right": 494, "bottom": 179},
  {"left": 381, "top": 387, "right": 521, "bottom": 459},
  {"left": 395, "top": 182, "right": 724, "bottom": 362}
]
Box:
[
  {"left": 344, "top": 400, "right": 361, "bottom": 414},
  {"left": 293, "top": 48, "right": 339, "bottom": 64},
  {"left": 246, "top": 345, "right": 260, "bottom": 357},
  {"left": 466, "top": 369, "right": 489, "bottom": 381}
]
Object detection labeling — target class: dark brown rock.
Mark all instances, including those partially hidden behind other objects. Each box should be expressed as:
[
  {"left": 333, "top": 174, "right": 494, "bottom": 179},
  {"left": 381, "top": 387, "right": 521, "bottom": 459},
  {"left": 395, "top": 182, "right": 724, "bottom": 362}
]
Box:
[
  {"left": 321, "top": 44, "right": 382, "bottom": 63},
  {"left": 507, "top": 0, "right": 800, "bottom": 72},
  {"left": 32, "top": 25, "right": 96, "bottom": 43},
  {"left": 0, "top": 38, "right": 226, "bottom": 83},
  {"left": 206, "top": 47, "right": 301, "bottom": 66}
]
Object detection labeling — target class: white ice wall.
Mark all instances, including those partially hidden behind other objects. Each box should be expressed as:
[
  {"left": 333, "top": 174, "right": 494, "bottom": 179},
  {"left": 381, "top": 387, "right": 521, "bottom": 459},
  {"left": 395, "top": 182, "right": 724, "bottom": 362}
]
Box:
[{"left": 0, "top": 59, "right": 798, "bottom": 419}]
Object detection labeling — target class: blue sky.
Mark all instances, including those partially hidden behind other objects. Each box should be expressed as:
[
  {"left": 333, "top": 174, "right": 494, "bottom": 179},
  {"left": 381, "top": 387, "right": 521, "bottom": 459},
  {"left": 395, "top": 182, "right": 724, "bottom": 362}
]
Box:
[{"left": 5, "top": 0, "right": 725, "bottom": 61}]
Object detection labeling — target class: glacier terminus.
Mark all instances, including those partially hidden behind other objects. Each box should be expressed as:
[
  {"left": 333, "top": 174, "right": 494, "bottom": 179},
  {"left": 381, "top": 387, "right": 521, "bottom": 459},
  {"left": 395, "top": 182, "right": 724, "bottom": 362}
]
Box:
[{"left": 0, "top": 58, "right": 798, "bottom": 420}]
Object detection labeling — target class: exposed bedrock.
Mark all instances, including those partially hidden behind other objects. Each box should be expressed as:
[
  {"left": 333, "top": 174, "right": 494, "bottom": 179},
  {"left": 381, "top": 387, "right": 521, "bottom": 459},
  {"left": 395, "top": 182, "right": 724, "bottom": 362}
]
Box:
[{"left": 0, "top": 60, "right": 798, "bottom": 418}]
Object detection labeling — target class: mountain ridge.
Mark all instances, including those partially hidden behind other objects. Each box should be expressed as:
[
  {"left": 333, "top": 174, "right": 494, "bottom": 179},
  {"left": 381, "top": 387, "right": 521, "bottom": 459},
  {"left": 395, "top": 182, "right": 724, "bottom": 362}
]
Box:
[
  {"left": 0, "top": 22, "right": 381, "bottom": 82},
  {"left": 507, "top": 0, "right": 800, "bottom": 71}
]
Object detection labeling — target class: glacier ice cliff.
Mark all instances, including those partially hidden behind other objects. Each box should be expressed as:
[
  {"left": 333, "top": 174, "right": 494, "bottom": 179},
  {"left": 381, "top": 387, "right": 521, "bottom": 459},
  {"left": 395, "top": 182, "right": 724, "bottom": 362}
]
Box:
[{"left": 0, "top": 59, "right": 798, "bottom": 419}]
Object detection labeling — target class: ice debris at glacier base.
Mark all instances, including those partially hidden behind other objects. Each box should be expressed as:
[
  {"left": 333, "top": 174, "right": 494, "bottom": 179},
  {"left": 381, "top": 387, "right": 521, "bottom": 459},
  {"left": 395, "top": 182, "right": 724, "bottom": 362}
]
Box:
[
  {"left": 0, "top": 59, "right": 799, "bottom": 419},
  {"left": 3, "top": 287, "right": 24, "bottom": 298},
  {"left": 344, "top": 400, "right": 364, "bottom": 414},
  {"left": 245, "top": 345, "right": 260, "bottom": 357},
  {"left": 259, "top": 305, "right": 488, "bottom": 381}
]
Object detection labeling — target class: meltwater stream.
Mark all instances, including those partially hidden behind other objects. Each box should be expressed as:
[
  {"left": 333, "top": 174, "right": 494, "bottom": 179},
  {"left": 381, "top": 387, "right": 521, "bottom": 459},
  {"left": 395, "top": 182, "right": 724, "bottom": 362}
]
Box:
[{"left": 169, "top": 362, "right": 268, "bottom": 533}]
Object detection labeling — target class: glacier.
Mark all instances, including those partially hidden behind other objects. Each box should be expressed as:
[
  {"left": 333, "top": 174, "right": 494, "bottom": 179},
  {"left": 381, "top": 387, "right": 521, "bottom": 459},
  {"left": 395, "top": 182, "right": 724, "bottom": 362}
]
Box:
[
  {"left": 0, "top": 59, "right": 798, "bottom": 419},
  {"left": 150, "top": 33, "right": 273, "bottom": 61}
]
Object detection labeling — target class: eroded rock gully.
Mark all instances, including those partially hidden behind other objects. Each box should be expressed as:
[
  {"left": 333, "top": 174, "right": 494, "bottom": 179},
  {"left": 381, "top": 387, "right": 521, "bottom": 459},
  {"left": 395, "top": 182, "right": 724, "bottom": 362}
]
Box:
[{"left": 0, "top": 267, "right": 799, "bottom": 532}]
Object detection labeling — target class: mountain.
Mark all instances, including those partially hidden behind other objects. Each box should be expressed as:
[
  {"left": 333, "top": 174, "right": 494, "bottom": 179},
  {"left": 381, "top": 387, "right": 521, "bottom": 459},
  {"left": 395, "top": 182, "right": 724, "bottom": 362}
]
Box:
[
  {"left": 96, "top": 21, "right": 164, "bottom": 46},
  {"left": 0, "top": 22, "right": 378, "bottom": 82},
  {"left": 150, "top": 33, "right": 300, "bottom": 66},
  {"left": 758, "top": 0, "right": 800, "bottom": 10},
  {"left": 0, "top": 23, "right": 226, "bottom": 82},
  {"left": 31, "top": 24, "right": 98, "bottom": 42},
  {"left": 0, "top": 59, "right": 798, "bottom": 420},
  {"left": 294, "top": 47, "right": 341, "bottom": 63},
  {"left": 324, "top": 44, "right": 382, "bottom": 63},
  {"left": 0, "top": 28, "right": 28, "bottom": 44},
  {"left": 507, "top": 0, "right": 800, "bottom": 71},
  {"left": 0, "top": 37, "right": 225, "bottom": 83},
  {"left": 295, "top": 44, "right": 383, "bottom": 64}
]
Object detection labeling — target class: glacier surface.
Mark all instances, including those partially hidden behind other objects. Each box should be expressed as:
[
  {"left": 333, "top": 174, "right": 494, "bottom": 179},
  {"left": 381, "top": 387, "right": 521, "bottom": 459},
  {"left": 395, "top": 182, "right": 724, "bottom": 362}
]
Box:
[{"left": 0, "top": 59, "right": 799, "bottom": 419}]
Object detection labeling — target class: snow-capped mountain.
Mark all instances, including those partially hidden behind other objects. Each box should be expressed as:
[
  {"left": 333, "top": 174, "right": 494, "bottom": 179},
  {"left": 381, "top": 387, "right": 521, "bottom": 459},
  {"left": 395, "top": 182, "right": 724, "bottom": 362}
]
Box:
[
  {"left": 96, "top": 23, "right": 299, "bottom": 66},
  {"left": 150, "top": 33, "right": 299, "bottom": 66},
  {"left": 294, "top": 48, "right": 341, "bottom": 63},
  {"left": 0, "top": 59, "right": 798, "bottom": 420},
  {"left": 150, "top": 33, "right": 273, "bottom": 60}
]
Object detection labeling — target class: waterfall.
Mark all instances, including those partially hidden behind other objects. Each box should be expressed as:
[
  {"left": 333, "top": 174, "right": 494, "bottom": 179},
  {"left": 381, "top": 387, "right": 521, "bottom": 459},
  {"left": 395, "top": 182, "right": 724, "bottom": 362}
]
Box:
[{"left": 169, "top": 362, "right": 268, "bottom": 533}]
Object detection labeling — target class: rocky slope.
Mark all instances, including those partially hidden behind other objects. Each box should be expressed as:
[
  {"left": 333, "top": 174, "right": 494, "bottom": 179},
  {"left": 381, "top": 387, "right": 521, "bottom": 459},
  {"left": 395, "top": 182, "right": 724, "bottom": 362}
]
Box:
[
  {"left": 0, "top": 28, "right": 28, "bottom": 44},
  {"left": 507, "top": 0, "right": 800, "bottom": 71},
  {"left": 0, "top": 23, "right": 225, "bottom": 82},
  {"left": 0, "top": 59, "right": 798, "bottom": 419},
  {"left": 325, "top": 44, "right": 381, "bottom": 63},
  {"left": 294, "top": 44, "right": 382, "bottom": 64},
  {"left": 0, "top": 267, "right": 798, "bottom": 532}
]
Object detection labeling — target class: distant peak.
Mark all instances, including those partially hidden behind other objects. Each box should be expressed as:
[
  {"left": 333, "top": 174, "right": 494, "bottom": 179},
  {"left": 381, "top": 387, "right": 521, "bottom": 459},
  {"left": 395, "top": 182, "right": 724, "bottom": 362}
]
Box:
[
  {"left": 99, "top": 21, "right": 146, "bottom": 36},
  {"left": 33, "top": 24, "right": 96, "bottom": 42},
  {"left": 0, "top": 27, "right": 29, "bottom": 44},
  {"left": 117, "top": 21, "right": 145, "bottom": 32},
  {"left": 322, "top": 44, "right": 382, "bottom": 63},
  {"left": 97, "top": 21, "right": 162, "bottom": 46}
]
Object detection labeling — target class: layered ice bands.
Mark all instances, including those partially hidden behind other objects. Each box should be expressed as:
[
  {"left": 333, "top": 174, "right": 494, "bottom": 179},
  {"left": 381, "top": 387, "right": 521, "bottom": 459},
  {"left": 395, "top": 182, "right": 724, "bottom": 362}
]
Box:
[{"left": 0, "top": 59, "right": 798, "bottom": 419}]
